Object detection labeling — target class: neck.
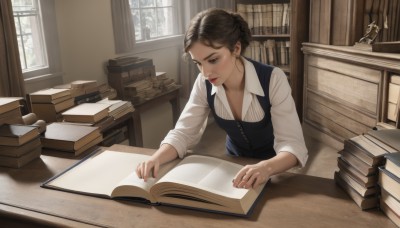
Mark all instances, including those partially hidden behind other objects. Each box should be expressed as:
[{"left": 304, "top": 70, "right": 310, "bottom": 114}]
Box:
[{"left": 224, "top": 58, "right": 245, "bottom": 92}]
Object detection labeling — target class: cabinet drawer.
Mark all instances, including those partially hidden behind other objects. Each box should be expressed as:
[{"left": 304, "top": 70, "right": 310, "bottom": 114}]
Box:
[
  {"left": 307, "top": 65, "right": 380, "bottom": 115},
  {"left": 305, "top": 91, "right": 376, "bottom": 140}
]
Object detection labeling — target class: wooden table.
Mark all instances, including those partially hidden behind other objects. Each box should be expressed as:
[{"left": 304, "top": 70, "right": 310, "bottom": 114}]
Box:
[
  {"left": 130, "top": 86, "right": 181, "bottom": 147},
  {"left": 0, "top": 145, "right": 396, "bottom": 228}
]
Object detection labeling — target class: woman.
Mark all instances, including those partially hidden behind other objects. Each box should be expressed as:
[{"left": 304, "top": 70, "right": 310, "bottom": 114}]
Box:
[{"left": 136, "top": 8, "right": 308, "bottom": 189}]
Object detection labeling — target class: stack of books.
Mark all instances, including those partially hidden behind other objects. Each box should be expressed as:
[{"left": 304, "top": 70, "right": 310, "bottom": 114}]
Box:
[
  {"left": 334, "top": 132, "right": 395, "bottom": 210},
  {"left": 124, "top": 79, "right": 158, "bottom": 104},
  {"left": 98, "top": 83, "right": 117, "bottom": 100},
  {"left": 0, "top": 124, "right": 41, "bottom": 168},
  {"left": 96, "top": 98, "right": 134, "bottom": 120},
  {"left": 54, "top": 80, "right": 102, "bottom": 105},
  {"left": 360, "top": 129, "right": 400, "bottom": 226},
  {"left": 41, "top": 122, "right": 102, "bottom": 156},
  {"left": 124, "top": 72, "right": 178, "bottom": 104},
  {"left": 0, "top": 97, "right": 24, "bottom": 125},
  {"left": 30, "top": 88, "right": 74, "bottom": 122},
  {"left": 379, "top": 152, "right": 400, "bottom": 227}
]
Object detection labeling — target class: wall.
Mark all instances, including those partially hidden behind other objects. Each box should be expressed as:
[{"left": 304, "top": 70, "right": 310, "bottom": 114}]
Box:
[{"left": 25, "top": 0, "right": 183, "bottom": 148}]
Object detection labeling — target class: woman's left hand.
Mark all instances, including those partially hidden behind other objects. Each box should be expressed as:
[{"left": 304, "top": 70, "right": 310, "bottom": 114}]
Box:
[{"left": 232, "top": 161, "right": 271, "bottom": 189}]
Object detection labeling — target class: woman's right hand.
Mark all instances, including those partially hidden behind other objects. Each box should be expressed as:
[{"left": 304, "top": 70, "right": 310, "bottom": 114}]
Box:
[{"left": 136, "top": 158, "right": 160, "bottom": 182}]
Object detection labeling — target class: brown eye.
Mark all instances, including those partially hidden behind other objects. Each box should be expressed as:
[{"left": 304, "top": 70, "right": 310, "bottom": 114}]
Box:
[{"left": 209, "top": 58, "right": 218, "bottom": 64}]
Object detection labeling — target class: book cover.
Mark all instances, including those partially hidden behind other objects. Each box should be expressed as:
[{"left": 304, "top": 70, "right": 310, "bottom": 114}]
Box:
[
  {"left": 41, "top": 123, "right": 101, "bottom": 152},
  {"left": 42, "top": 145, "right": 267, "bottom": 216},
  {"left": 366, "top": 129, "right": 400, "bottom": 152},
  {"left": 62, "top": 103, "right": 110, "bottom": 123},
  {"left": 344, "top": 135, "right": 387, "bottom": 166},
  {"left": 0, "top": 124, "right": 40, "bottom": 146}
]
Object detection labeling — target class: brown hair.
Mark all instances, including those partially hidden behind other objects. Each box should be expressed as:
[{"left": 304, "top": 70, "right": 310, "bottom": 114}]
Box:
[{"left": 183, "top": 8, "right": 251, "bottom": 55}]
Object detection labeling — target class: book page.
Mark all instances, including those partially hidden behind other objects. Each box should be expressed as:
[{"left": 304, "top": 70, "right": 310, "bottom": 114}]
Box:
[
  {"left": 46, "top": 150, "right": 151, "bottom": 197},
  {"left": 155, "top": 155, "right": 249, "bottom": 199}
]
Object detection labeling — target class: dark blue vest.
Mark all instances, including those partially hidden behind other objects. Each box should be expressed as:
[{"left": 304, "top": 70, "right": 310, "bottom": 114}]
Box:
[{"left": 206, "top": 59, "right": 276, "bottom": 159}]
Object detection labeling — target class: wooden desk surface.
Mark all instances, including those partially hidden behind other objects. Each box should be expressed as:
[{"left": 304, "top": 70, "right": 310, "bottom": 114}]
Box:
[{"left": 0, "top": 145, "right": 396, "bottom": 228}]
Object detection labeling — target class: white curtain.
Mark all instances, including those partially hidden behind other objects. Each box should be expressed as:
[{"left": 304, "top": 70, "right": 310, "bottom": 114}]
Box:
[
  {"left": 111, "top": 0, "right": 136, "bottom": 54},
  {"left": 179, "top": 0, "right": 235, "bottom": 99}
]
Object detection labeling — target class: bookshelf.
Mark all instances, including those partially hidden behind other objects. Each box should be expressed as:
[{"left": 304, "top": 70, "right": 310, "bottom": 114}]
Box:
[{"left": 235, "top": 0, "right": 309, "bottom": 119}]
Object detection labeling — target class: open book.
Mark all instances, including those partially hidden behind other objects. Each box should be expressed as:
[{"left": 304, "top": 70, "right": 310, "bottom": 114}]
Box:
[{"left": 42, "top": 146, "right": 267, "bottom": 216}]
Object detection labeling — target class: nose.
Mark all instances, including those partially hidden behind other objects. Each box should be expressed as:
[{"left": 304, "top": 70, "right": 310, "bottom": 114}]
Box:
[{"left": 201, "top": 65, "right": 212, "bottom": 78}]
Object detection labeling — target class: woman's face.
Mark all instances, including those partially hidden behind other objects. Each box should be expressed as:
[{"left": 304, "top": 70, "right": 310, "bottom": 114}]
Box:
[{"left": 188, "top": 41, "right": 239, "bottom": 86}]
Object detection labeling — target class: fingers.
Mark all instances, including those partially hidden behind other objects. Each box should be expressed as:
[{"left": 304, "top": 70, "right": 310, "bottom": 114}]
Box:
[
  {"left": 136, "top": 160, "right": 158, "bottom": 182},
  {"left": 233, "top": 165, "right": 268, "bottom": 189}
]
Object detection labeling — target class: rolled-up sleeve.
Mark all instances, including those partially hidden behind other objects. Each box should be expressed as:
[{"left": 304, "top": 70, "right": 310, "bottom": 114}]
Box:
[
  {"left": 160, "top": 74, "right": 210, "bottom": 158},
  {"left": 269, "top": 68, "right": 308, "bottom": 167}
]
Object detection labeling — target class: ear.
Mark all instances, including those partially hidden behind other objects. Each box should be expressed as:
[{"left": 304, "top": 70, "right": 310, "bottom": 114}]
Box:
[{"left": 234, "top": 41, "right": 242, "bottom": 56}]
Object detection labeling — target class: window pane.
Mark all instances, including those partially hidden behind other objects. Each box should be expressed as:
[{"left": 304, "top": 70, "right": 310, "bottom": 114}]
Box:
[
  {"left": 156, "top": 0, "right": 172, "bottom": 7},
  {"left": 131, "top": 9, "right": 142, "bottom": 40},
  {"left": 157, "top": 8, "right": 173, "bottom": 36},
  {"left": 140, "top": 0, "right": 155, "bottom": 8},
  {"left": 12, "top": 0, "right": 47, "bottom": 72},
  {"left": 142, "top": 8, "right": 156, "bottom": 38},
  {"left": 16, "top": 36, "right": 27, "bottom": 70},
  {"left": 129, "top": 0, "right": 139, "bottom": 8},
  {"left": 129, "top": 0, "right": 180, "bottom": 41}
]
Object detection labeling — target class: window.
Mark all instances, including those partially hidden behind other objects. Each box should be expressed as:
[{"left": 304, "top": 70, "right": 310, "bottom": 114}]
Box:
[
  {"left": 12, "top": 0, "right": 47, "bottom": 72},
  {"left": 129, "top": 0, "right": 181, "bottom": 42}
]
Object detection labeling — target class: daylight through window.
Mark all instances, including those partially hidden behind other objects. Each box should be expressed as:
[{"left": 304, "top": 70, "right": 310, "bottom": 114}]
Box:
[
  {"left": 12, "top": 0, "right": 47, "bottom": 72},
  {"left": 129, "top": 0, "right": 180, "bottom": 41}
]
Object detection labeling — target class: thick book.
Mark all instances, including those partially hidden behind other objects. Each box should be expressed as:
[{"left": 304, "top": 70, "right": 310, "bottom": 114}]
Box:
[
  {"left": 380, "top": 188, "right": 400, "bottom": 219},
  {"left": 334, "top": 171, "right": 378, "bottom": 210},
  {"left": 30, "top": 88, "right": 71, "bottom": 103},
  {"left": 337, "top": 157, "right": 378, "bottom": 188},
  {"left": 0, "top": 137, "right": 41, "bottom": 157},
  {"left": 61, "top": 103, "right": 110, "bottom": 123},
  {"left": 41, "top": 123, "right": 101, "bottom": 153},
  {"left": 0, "top": 97, "right": 22, "bottom": 115},
  {"left": 344, "top": 135, "right": 387, "bottom": 166},
  {"left": 366, "top": 129, "right": 400, "bottom": 152},
  {"left": 0, "top": 124, "right": 40, "bottom": 146},
  {"left": 0, "top": 145, "right": 41, "bottom": 168},
  {"left": 339, "top": 150, "right": 376, "bottom": 176},
  {"left": 31, "top": 98, "right": 74, "bottom": 113},
  {"left": 385, "top": 152, "right": 400, "bottom": 179},
  {"left": 380, "top": 199, "right": 400, "bottom": 227},
  {"left": 336, "top": 170, "right": 378, "bottom": 197},
  {"left": 379, "top": 167, "right": 400, "bottom": 201},
  {"left": 42, "top": 146, "right": 267, "bottom": 216}
]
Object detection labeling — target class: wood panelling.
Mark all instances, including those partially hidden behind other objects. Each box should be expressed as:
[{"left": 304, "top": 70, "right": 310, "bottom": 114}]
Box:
[{"left": 302, "top": 43, "right": 400, "bottom": 146}]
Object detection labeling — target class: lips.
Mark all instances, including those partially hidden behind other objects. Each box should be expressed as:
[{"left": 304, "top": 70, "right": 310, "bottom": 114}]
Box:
[{"left": 208, "top": 78, "right": 217, "bottom": 84}]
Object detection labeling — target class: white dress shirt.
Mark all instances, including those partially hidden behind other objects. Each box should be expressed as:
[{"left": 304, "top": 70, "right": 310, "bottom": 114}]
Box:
[{"left": 161, "top": 58, "right": 308, "bottom": 167}]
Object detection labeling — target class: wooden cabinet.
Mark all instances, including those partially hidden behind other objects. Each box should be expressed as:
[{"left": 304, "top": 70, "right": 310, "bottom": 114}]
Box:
[
  {"left": 235, "top": 0, "right": 309, "bottom": 119},
  {"left": 302, "top": 43, "right": 400, "bottom": 148}
]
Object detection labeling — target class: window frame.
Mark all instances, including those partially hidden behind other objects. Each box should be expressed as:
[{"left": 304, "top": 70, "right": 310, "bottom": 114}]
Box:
[{"left": 12, "top": 0, "right": 62, "bottom": 80}]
